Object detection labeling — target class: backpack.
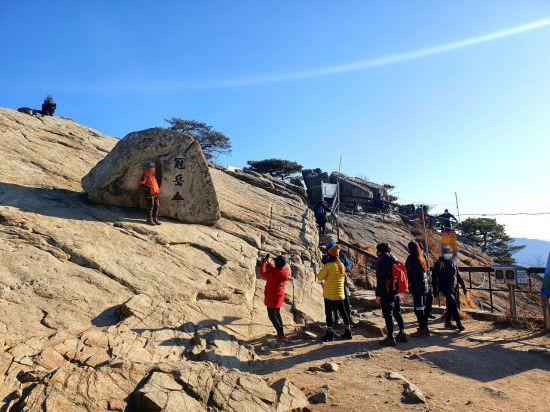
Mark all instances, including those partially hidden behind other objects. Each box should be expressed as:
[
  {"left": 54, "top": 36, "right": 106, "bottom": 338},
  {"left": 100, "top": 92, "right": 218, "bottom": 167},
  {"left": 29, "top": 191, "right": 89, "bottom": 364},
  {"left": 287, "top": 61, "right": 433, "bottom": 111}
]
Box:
[
  {"left": 314, "top": 204, "right": 326, "bottom": 218},
  {"left": 386, "top": 261, "right": 409, "bottom": 294}
]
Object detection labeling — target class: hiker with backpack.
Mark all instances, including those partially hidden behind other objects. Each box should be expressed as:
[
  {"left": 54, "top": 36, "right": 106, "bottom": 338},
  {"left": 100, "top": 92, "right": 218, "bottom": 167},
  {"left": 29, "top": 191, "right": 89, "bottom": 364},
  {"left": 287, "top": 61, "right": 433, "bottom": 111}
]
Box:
[
  {"left": 406, "top": 241, "right": 430, "bottom": 337},
  {"left": 322, "top": 241, "right": 353, "bottom": 326},
  {"left": 316, "top": 243, "right": 352, "bottom": 342},
  {"left": 139, "top": 162, "right": 161, "bottom": 226},
  {"left": 375, "top": 243, "right": 408, "bottom": 346},
  {"left": 313, "top": 200, "right": 332, "bottom": 236},
  {"left": 432, "top": 246, "right": 466, "bottom": 331},
  {"left": 259, "top": 254, "right": 290, "bottom": 341}
]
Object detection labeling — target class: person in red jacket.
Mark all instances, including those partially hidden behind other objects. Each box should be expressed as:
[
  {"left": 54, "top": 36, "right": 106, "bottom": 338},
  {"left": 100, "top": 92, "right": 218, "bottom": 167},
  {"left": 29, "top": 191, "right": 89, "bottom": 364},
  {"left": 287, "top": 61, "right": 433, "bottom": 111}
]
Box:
[
  {"left": 260, "top": 254, "right": 290, "bottom": 341},
  {"left": 139, "top": 162, "right": 161, "bottom": 226}
]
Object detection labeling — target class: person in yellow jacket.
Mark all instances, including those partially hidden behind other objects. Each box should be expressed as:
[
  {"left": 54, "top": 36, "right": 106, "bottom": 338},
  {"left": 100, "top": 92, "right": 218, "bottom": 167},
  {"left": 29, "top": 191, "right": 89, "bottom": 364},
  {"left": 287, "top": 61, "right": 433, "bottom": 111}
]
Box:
[{"left": 316, "top": 244, "right": 352, "bottom": 342}]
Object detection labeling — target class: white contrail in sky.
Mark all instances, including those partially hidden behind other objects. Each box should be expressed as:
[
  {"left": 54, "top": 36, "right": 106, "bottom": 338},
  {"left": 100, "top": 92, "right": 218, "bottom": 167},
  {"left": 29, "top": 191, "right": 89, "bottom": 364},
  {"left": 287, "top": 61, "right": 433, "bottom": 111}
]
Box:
[
  {"left": 215, "top": 17, "right": 550, "bottom": 88},
  {"left": 8, "top": 17, "right": 549, "bottom": 94}
]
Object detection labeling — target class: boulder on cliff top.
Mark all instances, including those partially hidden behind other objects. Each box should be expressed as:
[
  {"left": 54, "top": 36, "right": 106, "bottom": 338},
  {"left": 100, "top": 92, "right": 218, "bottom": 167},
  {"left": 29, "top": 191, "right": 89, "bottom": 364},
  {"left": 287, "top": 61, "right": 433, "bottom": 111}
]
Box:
[{"left": 81, "top": 127, "right": 220, "bottom": 224}]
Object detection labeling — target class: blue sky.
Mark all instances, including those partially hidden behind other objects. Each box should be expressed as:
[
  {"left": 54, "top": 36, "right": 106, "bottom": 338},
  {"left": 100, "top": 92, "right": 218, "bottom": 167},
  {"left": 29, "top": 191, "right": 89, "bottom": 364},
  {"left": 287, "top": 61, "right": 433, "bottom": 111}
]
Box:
[{"left": 1, "top": 1, "right": 550, "bottom": 240}]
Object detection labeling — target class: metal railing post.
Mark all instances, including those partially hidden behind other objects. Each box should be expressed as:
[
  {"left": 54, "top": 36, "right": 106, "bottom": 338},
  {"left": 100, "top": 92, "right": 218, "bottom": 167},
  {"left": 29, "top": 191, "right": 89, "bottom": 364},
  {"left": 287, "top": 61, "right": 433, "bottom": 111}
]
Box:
[
  {"left": 509, "top": 284, "right": 517, "bottom": 322},
  {"left": 488, "top": 270, "right": 494, "bottom": 313}
]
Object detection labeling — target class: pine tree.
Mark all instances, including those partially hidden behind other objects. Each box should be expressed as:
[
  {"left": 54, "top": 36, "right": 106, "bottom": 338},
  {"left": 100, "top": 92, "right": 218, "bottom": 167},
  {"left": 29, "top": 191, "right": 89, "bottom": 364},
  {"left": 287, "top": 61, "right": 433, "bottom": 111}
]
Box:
[
  {"left": 459, "top": 218, "right": 525, "bottom": 264},
  {"left": 246, "top": 159, "right": 303, "bottom": 180},
  {"left": 166, "top": 117, "right": 232, "bottom": 161}
]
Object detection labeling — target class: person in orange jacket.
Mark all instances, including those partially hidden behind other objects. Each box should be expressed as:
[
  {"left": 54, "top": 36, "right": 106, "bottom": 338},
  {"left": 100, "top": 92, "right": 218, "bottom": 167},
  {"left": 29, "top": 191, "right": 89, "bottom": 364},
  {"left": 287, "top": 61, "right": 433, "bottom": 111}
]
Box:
[{"left": 139, "top": 162, "right": 161, "bottom": 225}]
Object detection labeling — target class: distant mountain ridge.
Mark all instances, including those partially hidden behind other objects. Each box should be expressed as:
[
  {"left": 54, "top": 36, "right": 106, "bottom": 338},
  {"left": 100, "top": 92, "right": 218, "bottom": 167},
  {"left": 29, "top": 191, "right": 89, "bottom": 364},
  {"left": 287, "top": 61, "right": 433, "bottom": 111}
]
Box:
[{"left": 513, "top": 238, "right": 550, "bottom": 267}]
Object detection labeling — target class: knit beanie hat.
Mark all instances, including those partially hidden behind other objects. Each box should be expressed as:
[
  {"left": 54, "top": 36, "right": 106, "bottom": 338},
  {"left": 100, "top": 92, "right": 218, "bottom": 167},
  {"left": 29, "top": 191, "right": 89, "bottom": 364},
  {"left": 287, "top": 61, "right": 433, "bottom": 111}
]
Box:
[{"left": 328, "top": 245, "right": 345, "bottom": 274}]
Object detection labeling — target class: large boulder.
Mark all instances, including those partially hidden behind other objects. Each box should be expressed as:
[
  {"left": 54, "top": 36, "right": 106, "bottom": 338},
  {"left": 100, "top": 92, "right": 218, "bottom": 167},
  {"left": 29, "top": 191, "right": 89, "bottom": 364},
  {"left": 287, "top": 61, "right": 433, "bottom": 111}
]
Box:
[
  {"left": 81, "top": 127, "right": 220, "bottom": 224},
  {"left": 302, "top": 168, "right": 330, "bottom": 203},
  {"left": 329, "top": 172, "right": 386, "bottom": 204}
]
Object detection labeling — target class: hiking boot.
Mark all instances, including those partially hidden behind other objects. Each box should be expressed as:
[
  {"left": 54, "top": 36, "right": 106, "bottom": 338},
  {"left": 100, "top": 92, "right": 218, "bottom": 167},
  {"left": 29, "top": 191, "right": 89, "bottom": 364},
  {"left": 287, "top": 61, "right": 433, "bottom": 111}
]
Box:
[
  {"left": 146, "top": 219, "right": 156, "bottom": 226},
  {"left": 424, "top": 328, "right": 431, "bottom": 337},
  {"left": 457, "top": 324, "right": 465, "bottom": 332},
  {"left": 153, "top": 219, "right": 161, "bottom": 225},
  {"left": 395, "top": 332, "right": 408, "bottom": 343},
  {"left": 321, "top": 330, "right": 335, "bottom": 342},
  {"left": 338, "top": 329, "right": 352, "bottom": 340},
  {"left": 444, "top": 323, "right": 457, "bottom": 330},
  {"left": 410, "top": 329, "right": 427, "bottom": 338},
  {"left": 379, "top": 337, "right": 396, "bottom": 347},
  {"left": 276, "top": 335, "right": 287, "bottom": 341},
  {"left": 427, "top": 314, "right": 437, "bottom": 319}
]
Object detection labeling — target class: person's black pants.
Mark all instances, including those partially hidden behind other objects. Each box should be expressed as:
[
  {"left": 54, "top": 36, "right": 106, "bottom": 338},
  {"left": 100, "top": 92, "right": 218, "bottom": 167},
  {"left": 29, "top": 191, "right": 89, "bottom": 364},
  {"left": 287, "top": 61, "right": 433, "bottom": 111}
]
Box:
[
  {"left": 444, "top": 290, "right": 461, "bottom": 325},
  {"left": 425, "top": 289, "right": 433, "bottom": 316},
  {"left": 332, "top": 283, "right": 351, "bottom": 323},
  {"left": 380, "top": 294, "right": 405, "bottom": 337},
  {"left": 146, "top": 195, "right": 160, "bottom": 220},
  {"left": 316, "top": 216, "right": 327, "bottom": 235},
  {"left": 324, "top": 298, "right": 350, "bottom": 327},
  {"left": 267, "top": 307, "right": 284, "bottom": 336},
  {"left": 412, "top": 292, "right": 428, "bottom": 330}
]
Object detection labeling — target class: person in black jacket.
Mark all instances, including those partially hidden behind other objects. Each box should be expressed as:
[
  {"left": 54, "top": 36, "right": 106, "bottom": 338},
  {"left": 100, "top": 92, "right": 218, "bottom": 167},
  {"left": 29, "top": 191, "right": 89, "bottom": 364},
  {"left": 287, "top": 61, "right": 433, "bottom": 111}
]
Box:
[
  {"left": 418, "top": 241, "right": 436, "bottom": 319},
  {"left": 406, "top": 241, "right": 430, "bottom": 337},
  {"left": 313, "top": 200, "right": 332, "bottom": 236},
  {"left": 432, "top": 247, "right": 466, "bottom": 331},
  {"left": 41, "top": 96, "right": 56, "bottom": 116},
  {"left": 438, "top": 209, "right": 457, "bottom": 231},
  {"left": 375, "top": 243, "right": 407, "bottom": 346}
]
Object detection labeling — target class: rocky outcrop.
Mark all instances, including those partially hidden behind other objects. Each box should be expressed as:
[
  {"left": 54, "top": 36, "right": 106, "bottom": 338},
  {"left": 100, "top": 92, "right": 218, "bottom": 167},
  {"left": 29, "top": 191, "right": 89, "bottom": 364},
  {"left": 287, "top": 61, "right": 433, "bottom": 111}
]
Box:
[
  {"left": 82, "top": 127, "right": 220, "bottom": 225},
  {"left": 0, "top": 108, "right": 323, "bottom": 411},
  {"left": 302, "top": 168, "right": 387, "bottom": 205},
  {"left": 302, "top": 168, "right": 330, "bottom": 203},
  {"left": 223, "top": 168, "right": 307, "bottom": 204},
  {"left": 329, "top": 172, "right": 387, "bottom": 203}
]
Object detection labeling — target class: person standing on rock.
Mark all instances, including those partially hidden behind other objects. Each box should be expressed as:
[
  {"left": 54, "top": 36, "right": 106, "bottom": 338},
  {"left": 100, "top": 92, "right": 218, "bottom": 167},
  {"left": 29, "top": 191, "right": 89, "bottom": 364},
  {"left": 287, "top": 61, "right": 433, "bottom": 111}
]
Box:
[
  {"left": 322, "top": 241, "right": 353, "bottom": 326},
  {"left": 438, "top": 209, "right": 457, "bottom": 232},
  {"left": 260, "top": 254, "right": 290, "bottom": 341},
  {"left": 41, "top": 95, "right": 56, "bottom": 116},
  {"left": 316, "top": 244, "right": 352, "bottom": 342},
  {"left": 406, "top": 241, "right": 430, "bottom": 337},
  {"left": 139, "top": 162, "right": 161, "bottom": 226},
  {"left": 375, "top": 243, "right": 408, "bottom": 346},
  {"left": 432, "top": 247, "right": 466, "bottom": 331}
]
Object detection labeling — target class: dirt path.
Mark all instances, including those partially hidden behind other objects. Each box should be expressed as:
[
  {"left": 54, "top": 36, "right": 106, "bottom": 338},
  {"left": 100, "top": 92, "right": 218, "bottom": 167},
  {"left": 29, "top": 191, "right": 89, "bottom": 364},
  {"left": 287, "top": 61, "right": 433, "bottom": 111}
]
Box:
[{"left": 250, "top": 311, "right": 550, "bottom": 411}]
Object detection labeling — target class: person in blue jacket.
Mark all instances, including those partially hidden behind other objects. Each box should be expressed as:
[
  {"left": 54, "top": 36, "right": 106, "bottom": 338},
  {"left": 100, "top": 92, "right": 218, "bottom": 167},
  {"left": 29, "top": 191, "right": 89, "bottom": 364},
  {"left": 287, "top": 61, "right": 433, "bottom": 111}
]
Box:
[
  {"left": 314, "top": 200, "right": 332, "bottom": 235},
  {"left": 322, "top": 241, "right": 352, "bottom": 325}
]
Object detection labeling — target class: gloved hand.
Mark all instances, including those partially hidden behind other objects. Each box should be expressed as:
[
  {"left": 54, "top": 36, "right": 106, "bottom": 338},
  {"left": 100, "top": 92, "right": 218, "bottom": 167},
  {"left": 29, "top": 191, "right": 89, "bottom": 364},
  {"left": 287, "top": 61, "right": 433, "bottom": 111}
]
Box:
[{"left": 263, "top": 253, "right": 270, "bottom": 262}]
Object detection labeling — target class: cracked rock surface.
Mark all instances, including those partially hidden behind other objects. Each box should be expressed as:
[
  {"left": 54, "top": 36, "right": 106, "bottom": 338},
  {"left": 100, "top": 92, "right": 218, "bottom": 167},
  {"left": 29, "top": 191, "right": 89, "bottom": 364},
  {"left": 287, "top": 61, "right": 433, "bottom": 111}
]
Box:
[{"left": 0, "top": 108, "right": 318, "bottom": 411}]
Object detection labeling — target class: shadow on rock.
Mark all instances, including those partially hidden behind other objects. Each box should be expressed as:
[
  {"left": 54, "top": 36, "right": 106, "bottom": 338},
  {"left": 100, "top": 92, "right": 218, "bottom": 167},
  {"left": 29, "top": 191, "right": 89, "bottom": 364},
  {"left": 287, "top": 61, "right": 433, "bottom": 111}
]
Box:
[{"left": 91, "top": 304, "right": 123, "bottom": 327}]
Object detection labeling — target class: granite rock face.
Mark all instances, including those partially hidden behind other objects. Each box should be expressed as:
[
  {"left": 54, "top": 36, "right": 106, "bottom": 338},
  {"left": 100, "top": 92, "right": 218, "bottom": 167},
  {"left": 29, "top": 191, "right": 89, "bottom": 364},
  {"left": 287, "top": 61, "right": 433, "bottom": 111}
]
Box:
[
  {"left": 81, "top": 127, "right": 220, "bottom": 225},
  {"left": 0, "top": 108, "right": 323, "bottom": 411}
]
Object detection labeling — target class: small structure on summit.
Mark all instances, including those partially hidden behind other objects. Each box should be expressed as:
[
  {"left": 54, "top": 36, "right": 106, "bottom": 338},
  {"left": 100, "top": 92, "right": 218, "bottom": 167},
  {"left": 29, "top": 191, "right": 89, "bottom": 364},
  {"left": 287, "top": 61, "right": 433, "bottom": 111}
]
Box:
[
  {"left": 302, "top": 168, "right": 389, "bottom": 211},
  {"left": 82, "top": 127, "right": 220, "bottom": 225},
  {"left": 17, "top": 95, "right": 56, "bottom": 116}
]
